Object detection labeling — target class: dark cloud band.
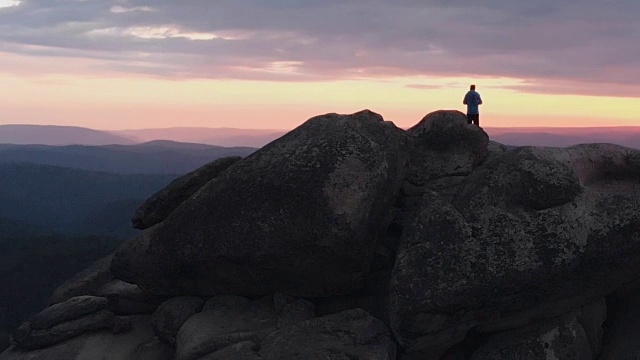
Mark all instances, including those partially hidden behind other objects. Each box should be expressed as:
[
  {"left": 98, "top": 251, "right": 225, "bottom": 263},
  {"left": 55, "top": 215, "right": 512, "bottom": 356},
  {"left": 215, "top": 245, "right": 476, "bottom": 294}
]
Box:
[{"left": 0, "top": 0, "right": 638, "bottom": 97}]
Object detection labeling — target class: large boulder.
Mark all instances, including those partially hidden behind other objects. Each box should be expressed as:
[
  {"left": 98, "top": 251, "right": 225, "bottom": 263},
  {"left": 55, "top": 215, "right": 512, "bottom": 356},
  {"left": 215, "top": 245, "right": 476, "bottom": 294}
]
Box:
[
  {"left": 390, "top": 144, "right": 640, "bottom": 356},
  {"left": 197, "top": 340, "right": 260, "bottom": 360},
  {"left": 152, "top": 296, "right": 204, "bottom": 346},
  {"left": 127, "top": 336, "right": 174, "bottom": 360},
  {"left": 11, "top": 296, "right": 132, "bottom": 351},
  {"left": 112, "top": 110, "right": 409, "bottom": 297},
  {"left": 176, "top": 295, "right": 277, "bottom": 360},
  {"left": 274, "top": 296, "right": 315, "bottom": 329},
  {"left": 394, "top": 111, "right": 490, "bottom": 243},
  {"left": 95, "top": 280, "right": 166, "bottom": 315},
  {"left": 47, "top": 257, "right": 166, "bottom": 315},
  {"left": 14, "top": 310, "right": 119, "bottom": 350},
  {"left": 259, "top": 308, "right": 396, "bottom": 359},
  {"left": 176, "top": 294, "right": 314, "bottom": 360},
  {"left": 470, "top": 315, "right": 593, "bottom": 360},
  {"left": 461, "top": 298, "right": 606, "bottom": 360},
  {"left": 312, "top": 269, "right": 392, "bottom": 326},
  {"left": 27, "top": 296, "right": 108, "bottom": 331},
  {"left": 600, "top": 279, "right": 640, "bottom": 359},
  {"left": 48, "top": 255, "right": 114, "bottom": 305},
  {"left": 405, "top": 110, "right": 489, "bottom": 187},
  {"left": 1, "top": 316, "right": 157, "bottom": 360},
  {"left": 132, "top": 156, "right": 242, "bottom": 230}
]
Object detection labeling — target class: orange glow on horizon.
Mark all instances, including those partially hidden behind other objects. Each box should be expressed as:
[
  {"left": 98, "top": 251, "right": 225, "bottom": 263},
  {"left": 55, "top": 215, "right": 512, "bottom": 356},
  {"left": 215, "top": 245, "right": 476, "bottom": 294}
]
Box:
[{"left": 0, "top": 52, "right": 638, "bottom": 131}]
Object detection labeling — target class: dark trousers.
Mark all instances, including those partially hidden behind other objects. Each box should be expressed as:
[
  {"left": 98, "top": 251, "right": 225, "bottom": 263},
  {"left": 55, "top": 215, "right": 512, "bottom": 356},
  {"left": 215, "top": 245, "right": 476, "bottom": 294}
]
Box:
[{"left": 467, "top": 113, "right": 480, "bottom": 126}]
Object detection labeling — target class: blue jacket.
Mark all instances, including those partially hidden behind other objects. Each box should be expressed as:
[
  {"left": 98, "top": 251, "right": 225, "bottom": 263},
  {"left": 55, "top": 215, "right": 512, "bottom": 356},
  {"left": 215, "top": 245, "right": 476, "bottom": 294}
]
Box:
[{"left": 463, "top": 90, "right": 483, "bottom": 115}]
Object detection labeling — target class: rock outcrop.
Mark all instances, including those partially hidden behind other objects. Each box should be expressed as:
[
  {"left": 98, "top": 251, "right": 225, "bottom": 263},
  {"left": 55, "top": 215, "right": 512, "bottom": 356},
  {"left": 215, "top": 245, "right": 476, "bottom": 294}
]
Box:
[
  {"left": 391, "top": 142, "right": 640, "bottom": 357},
  {"left": 2, "top": 316, "right": 160, "bottom": 360},
  {"left": 112, "top": 110, "right": 410, "bottom": 297},
  {"left": 198, "top": 340, "right": 260, "bottom": 360},
  {"left": 47, "top": 254, "right": 166, "bottom": 316},
  {"left": 259, "top": 308, "right": 396, "bottom": 359},
  {"left": 600, "top": 279, "right": 640, "bottom": 358},
  {"left": 152, "top": 296, "right": 204, "bottom": 346},
  {"left": 176, "top": 294, "right": 314, "bottom": 360},
  {"left": 405, "top": 110, "right": 489, "bottom": 189},
  {"left": 128, "top": 336, "right": 175, "bottom": 360},
  {"left": 470, "top": 315, "right": 593, "bottom": 360},
  {"left": 132, "top": 156, "right": 242, "bottom": 230},
  {"left": 95, "top": 280, "right": 166, "bottom": 315},
  {"left": 5, "top": 109, "right": 640, "bottom": 360},
  {"left": 12, "top": 296, "right": 126, "bottom": 350},
  {"left": 48, "top": 255, "right": 114, "bottom": 305}
]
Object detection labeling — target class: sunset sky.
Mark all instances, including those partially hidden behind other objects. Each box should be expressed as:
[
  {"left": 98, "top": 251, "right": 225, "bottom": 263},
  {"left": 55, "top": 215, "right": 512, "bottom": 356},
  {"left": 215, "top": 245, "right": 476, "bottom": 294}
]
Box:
[{"left": 0, "top": 0, "right": 638, "bottom": 130}]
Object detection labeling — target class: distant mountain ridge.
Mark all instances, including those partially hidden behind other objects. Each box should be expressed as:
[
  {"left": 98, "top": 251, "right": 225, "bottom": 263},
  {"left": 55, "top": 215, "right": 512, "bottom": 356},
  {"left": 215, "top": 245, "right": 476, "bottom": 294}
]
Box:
[
  {"left": 0, "top": 141, "right": 255, "bottom": 174},
  {"left": 2, "top": 123, "right": 639, "bottom": 149},
  {"left": 113, "top": 127, "right": 287, "bottom": 147},
  {"left": 0, "top": 124, "right": 286, "bottom": 147},
  {"left": 485, "top": 126, "right": 640, "bottom": 149},
  {"left": 0, "top": 125, "right": 134, "bottom": 146}
]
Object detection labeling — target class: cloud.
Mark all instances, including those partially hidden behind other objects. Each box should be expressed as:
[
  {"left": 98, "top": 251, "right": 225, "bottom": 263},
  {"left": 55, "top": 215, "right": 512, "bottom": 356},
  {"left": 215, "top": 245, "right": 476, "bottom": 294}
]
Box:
[
  {"left": 109, "top": 5, "right": 155, "bottom": 13},
  {"left": 503, "top": 79, "right": 640, "bottom": 98},
  {"left": 0, "top": 0, "right": 638, "bottom": 97},
  {"left": 89, "top": 26, "right": 231, "bottom": 41},
  {"left": 406, "top": 82, "right": 463, "bottom": 90},
  {"left": 0, "top": 0, "right": 20, "bottom": 8}
]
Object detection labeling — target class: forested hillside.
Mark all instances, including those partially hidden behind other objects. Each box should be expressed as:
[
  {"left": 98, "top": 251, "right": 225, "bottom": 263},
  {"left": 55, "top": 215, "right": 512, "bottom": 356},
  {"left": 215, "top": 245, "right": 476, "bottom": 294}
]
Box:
[
  {"left": 0, "top": 163, "right": 177, "bottom": 237},
  {"left": 0, "top": 233, "right": 123, "bottom": 349}
]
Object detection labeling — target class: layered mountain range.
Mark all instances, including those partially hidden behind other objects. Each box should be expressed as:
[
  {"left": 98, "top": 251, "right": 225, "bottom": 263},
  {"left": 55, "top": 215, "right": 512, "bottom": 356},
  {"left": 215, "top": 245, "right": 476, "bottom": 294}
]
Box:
[
  {"left": 2, "top": 123, "right": 639, "bottom": 149},
  {"left": 0, "top": 142, "right": 255, "bottom": 236},
  {"left": 0, "top": 125, "right": 285, "bottom": 148},
  {"left": 2, "top": 110, "right": 640, "bottom": 359}
]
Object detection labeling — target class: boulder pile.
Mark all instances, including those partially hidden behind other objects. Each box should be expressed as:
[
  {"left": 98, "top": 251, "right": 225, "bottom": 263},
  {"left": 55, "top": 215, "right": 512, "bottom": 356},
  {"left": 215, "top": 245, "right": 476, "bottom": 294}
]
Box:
[{"left": 3, "top": 110, "right": 640, "bottom": 359}]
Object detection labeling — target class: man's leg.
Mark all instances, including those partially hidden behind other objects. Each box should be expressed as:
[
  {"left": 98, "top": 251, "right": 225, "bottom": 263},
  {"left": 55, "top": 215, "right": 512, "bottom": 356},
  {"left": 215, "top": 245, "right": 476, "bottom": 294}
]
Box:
[
  {"left": 474, "top": 114, "right": 480, "bottom": 127},
  {"left": 467, "top": 114, "right": 473, "bottom": 124}
]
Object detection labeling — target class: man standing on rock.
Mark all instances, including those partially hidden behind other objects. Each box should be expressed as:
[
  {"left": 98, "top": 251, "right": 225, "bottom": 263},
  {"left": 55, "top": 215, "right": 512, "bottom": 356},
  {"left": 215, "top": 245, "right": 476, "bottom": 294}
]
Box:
[{"left": 463, "top": 84, "right": 483, "bottom": 126}]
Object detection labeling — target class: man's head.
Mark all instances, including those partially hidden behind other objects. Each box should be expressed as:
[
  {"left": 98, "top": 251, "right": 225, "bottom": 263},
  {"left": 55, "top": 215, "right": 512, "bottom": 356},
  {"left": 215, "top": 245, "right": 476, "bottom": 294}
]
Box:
[{"left": 470, "top": 84, "right": 476, "bottom": 90}]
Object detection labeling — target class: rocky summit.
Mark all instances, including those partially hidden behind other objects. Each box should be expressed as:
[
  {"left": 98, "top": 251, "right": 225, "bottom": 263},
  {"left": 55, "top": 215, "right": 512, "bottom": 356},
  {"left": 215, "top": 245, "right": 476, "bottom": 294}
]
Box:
[{"left": 3, "top": 110, "right": 640, "bottom": 360}]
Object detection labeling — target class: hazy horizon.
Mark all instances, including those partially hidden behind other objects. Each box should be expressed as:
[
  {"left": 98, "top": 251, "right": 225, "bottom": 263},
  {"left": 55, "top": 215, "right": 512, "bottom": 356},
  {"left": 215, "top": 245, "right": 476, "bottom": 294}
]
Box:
[
  {"left": 4, "top": 121, "right": 640, "bottom": 132},
  {"left": 2, "top": 122, "right": 640, "bottom": 149}
]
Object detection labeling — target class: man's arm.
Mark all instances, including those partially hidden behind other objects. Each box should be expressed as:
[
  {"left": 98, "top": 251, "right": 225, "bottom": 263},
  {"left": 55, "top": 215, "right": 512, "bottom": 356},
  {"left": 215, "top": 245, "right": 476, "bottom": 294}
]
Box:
[
  {"left": 477, "top": 94, "right": 483, "bottom": 105},
  {"left": 463, "top": 93, "right": 468, "bottom": 105}
]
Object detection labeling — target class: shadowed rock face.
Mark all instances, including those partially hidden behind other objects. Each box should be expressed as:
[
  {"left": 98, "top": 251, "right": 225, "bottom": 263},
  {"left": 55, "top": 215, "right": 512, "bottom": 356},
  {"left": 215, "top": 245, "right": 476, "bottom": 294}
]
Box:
[
  {"left": 2, "top": 315, "right": 157, "bottom": 360},
  {"left": 259, "top": 308, "right": 396, "bottom": 360},
  {"left": 175, "top": 294, "right": 314, "bottom": 360},
  {"left": 601, "top": 279, "right": 640, "bottom": 359},
  {"left": 390, "top": 143, "right": 640, "bottom": 355},
  {"left": 470, "top": 314, "right": 593, "bottom": 360},
  {"left": 112, "top": 110, "right": 410, "bottom": 297},
  {"left": 406, "top": 110, "right": 489, "bottom": 187},
  {"left": 152, "top": 296, "right": 204, "bottom": 347},
  {"left": 13, "top": 296, "right": 119, "bottom": 351},
  {"left": 132, "top": 156, "right": 242, "bottom": 230},
  {"left": 48, "top": 255, "right": 114, "bottom": 305}
]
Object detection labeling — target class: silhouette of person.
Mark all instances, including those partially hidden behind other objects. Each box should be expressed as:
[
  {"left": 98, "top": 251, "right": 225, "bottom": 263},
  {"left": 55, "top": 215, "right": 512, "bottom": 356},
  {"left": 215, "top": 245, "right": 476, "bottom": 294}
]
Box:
[{"left": 463, "top": 84, "right": 483, "bottom": 126}]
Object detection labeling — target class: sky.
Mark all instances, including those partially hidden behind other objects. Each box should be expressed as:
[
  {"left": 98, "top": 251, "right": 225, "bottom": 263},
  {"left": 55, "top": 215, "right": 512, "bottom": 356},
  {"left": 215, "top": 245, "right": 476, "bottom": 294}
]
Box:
[{"left": 0, "top": 0, "right": 639, "bottom": 130}]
